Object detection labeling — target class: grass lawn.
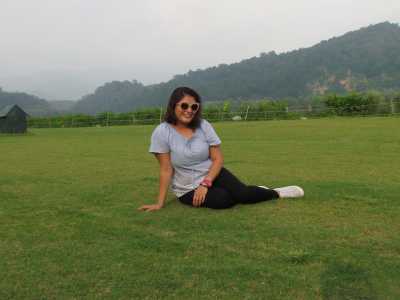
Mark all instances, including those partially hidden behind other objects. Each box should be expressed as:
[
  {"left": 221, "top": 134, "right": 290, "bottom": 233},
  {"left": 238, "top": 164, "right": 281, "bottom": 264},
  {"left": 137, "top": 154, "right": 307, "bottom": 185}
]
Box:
[{"left": 1, "top": 117, "right": 400, "bottom": 299}]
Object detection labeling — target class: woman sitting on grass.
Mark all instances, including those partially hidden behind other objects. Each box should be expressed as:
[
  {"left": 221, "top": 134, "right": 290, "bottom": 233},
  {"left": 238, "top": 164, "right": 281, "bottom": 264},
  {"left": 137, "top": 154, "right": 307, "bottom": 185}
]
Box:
[{"left": 138, "top": 87, "right": 304, "bottom": 211}]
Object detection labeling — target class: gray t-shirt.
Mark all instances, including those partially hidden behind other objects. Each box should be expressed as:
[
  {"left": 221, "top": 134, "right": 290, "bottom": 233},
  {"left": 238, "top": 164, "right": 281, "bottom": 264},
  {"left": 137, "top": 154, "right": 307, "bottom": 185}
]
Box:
[{"left": 149, "top": 119, "right": 221, "bottom": 197}]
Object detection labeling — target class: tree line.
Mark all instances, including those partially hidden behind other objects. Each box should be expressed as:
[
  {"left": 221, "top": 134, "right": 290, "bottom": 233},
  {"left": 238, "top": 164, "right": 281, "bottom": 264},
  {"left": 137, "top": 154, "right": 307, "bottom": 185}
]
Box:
[{"left": 28, "top": 91, "right": 400, "bottom": 128}]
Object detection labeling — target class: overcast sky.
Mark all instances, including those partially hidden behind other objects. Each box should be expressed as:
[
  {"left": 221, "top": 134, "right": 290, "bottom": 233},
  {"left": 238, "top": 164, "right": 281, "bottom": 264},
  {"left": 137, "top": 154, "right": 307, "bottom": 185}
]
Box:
[{"left": 0, "top": 0, "right": 399, "bottom": 100}]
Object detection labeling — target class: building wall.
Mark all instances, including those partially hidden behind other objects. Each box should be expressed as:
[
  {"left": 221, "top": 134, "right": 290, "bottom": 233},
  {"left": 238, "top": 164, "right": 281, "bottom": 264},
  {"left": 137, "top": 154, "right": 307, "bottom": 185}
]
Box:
[{"left": 0, "top": 115, "right": 27, "bottom": 134}]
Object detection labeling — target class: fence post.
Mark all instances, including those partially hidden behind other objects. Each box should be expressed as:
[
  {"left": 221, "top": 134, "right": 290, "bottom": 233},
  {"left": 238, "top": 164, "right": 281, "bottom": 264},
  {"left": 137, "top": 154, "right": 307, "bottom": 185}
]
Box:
[
  {"left": 390, "top": 99, "right": 395, "bottom": 114},
  {"left": 245, "top": 106, "right": 250, "bottom": 121},
  {"left": 106, "top": 112, "right": 109, "bottom": 127}
]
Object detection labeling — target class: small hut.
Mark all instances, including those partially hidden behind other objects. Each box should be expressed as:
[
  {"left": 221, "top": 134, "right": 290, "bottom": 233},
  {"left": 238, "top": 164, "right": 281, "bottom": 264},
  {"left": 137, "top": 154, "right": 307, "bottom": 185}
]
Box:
[{"left": 0, "top": 105, "right": 29, "bottom": 134}]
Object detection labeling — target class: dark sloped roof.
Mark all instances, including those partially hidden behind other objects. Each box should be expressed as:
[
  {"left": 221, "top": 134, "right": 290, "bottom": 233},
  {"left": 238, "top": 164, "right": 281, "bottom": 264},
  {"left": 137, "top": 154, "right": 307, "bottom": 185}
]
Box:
[
  {"left": 0, "top": 105, "right": 13, "bottom": 117},
  {"left": 0, "top": 105, "right": 29, "bottom": 117}
]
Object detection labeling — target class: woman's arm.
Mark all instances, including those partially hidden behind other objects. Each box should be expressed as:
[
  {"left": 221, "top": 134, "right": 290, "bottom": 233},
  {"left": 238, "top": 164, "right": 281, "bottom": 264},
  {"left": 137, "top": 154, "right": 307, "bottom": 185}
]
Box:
[
  {"left": 192, "top": 145, "right": 224, "bottom": 207},
  {"left": 205, "top": 145, "right": 224, "bottom": 181},
  {"left": 155, "top": 153, "right": 174, "bottom": 206},
  {"left": 138, "top": 153, "right": 173, "bottom": 211}
]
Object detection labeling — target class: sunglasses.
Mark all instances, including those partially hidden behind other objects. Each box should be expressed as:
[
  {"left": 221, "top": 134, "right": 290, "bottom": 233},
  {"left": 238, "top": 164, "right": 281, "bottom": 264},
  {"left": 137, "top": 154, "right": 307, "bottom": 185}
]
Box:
[{"left": 177, "top": 102, "right": 200, "bottom": 111}]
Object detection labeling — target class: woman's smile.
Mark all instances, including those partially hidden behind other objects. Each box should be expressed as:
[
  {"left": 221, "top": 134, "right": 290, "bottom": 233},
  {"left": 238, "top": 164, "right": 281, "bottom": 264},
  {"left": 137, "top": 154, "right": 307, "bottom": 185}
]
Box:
[{"left": 175, "top": 95, "right": 198, "bottom": 125}]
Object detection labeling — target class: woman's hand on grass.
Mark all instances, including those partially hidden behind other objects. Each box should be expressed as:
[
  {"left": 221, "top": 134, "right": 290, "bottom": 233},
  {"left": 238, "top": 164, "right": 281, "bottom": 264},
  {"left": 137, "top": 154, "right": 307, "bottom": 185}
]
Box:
[
  {"left": 193, "top": 186, "right": 208, "bottom": 207},
  {"left": 138, "top": 204, "right": 163, "bottom": 212}
]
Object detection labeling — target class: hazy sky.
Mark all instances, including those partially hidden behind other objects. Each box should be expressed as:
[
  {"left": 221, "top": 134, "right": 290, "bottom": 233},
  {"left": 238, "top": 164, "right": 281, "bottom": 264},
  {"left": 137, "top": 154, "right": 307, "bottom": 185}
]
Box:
[{"left": 1, "top": 0, "right": 399, "bottom": 100}]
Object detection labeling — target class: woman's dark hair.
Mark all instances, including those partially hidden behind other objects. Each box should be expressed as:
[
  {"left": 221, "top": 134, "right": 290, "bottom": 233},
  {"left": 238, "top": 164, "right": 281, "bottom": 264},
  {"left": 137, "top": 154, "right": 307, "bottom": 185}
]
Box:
[{"left": 164, "top": 87, "right": 202, "bottom": 129}]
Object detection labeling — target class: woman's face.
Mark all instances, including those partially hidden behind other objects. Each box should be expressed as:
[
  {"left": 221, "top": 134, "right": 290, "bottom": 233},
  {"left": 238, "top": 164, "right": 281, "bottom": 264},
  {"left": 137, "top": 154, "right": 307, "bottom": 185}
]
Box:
[{"left": 174, "top": 95, "right": 199, "bottom": 126}]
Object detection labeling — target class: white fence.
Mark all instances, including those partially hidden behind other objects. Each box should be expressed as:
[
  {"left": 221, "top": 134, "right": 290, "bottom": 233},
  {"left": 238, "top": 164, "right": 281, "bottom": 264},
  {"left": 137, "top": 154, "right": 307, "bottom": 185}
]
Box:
[{"left": 28, "top": 102, "right": 400, "bottom": 128}]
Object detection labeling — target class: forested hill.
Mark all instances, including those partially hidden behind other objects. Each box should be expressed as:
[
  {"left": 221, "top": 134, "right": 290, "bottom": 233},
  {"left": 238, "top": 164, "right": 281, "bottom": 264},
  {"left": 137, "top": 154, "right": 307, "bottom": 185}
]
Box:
[
  {"left": 73, "top": 22, "right": 400, "bottom": 114},
  {"left": 0, "top": 88, "right": 52, "bottom": 116},
  {"left": 2, "top": 22, "right": 399, "bottom": 116}
]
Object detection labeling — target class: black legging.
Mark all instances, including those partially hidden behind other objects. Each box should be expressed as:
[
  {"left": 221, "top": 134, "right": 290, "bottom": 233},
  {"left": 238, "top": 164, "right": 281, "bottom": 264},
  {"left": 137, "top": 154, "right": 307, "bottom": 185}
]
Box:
[{"left": 178, "top": 167, "right": 279, "bottom": 209}]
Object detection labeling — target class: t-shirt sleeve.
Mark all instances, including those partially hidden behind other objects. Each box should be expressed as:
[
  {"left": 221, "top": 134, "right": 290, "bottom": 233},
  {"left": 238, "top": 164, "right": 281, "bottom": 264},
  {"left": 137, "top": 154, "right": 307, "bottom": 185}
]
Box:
[
  {"left": 149, "top": 124, "right": 170, "bottom": 153},
  {"left": 201, "top": 119, "right": 221, "bottom": 146}
]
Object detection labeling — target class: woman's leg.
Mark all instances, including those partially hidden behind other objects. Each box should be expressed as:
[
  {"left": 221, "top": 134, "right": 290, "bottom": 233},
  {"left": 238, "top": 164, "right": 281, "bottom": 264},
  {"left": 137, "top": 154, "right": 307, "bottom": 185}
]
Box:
[
  {"left": 213, "top": 167, "right": 279, "bottom": 204},
  {"left": 178, "top": 187, "right": 236, "bottom": 209}
]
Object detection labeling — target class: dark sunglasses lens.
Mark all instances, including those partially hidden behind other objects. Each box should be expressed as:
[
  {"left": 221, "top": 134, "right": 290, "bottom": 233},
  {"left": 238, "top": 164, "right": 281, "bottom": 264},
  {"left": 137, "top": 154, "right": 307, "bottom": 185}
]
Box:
[
  {"left": 191, "top": 104, "right": 199, "bottom": 111},
  {"left": 180, "top": 103, "right": 189, "bottom": 110}
]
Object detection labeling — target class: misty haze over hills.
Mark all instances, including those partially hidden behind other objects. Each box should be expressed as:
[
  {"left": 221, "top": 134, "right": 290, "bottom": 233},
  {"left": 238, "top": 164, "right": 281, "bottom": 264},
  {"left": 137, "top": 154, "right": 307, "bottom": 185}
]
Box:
[
  {"left": 0, "top": 67, "right": 163, "bottom": 101},
  {"left": 2, "top": 0, "right": 399, "bottom": 101},
  {"left": 1, "top": 22, "right": 400, "bottom": 116}
]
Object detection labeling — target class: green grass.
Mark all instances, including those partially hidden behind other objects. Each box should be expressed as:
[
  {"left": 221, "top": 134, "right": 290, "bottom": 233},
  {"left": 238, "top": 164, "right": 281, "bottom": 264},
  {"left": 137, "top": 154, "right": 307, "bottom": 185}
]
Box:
[{"left": 1, "top": 117, "right": 400, "bottom": 299}]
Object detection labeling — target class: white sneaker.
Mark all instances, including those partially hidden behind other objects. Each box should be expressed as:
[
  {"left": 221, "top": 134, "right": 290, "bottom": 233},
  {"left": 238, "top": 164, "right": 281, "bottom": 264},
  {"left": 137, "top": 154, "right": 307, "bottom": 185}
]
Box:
[
  {"left": 274, "top": 186, "right": 304, "bottom": 198},
  {"left": 258, "top": 185, "right": 270, "bottom": 190}
]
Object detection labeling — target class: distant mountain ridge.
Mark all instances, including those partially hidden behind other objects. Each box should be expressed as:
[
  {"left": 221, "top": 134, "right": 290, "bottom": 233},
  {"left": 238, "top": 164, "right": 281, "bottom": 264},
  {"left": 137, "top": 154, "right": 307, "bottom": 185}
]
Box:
[
  {"left": 0, "top": 88, "right": 53, "bottom": 116},
  {"left": 2, "top": 22, "right": 400, "bottom": 116},
  {"left": 73, "top": 22, "right": 400, "bottom": 114}
]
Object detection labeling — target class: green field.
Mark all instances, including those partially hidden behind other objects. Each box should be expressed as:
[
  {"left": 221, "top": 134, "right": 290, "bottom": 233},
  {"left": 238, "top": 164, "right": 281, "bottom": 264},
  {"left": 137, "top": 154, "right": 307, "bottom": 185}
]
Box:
[{"left": 1, "top": 117, "right": 400, "bottom": 299}]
